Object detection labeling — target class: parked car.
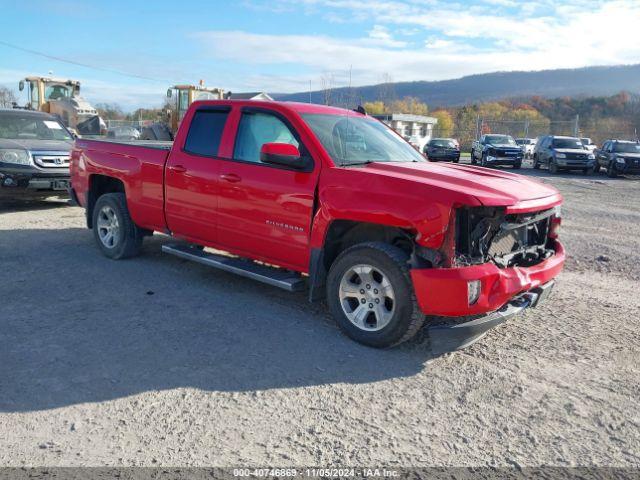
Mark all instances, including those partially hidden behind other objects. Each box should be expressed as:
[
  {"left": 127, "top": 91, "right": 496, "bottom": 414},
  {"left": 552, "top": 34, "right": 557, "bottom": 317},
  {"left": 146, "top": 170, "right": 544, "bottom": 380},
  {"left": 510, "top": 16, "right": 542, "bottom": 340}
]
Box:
[
  {"left": 594, "top": 139, "right": 640, "bottom": 177},
  {"left": 70, "top": 100, "right": 564, "bottom": 352},
  {"left": 533, "top": 135, "right": 596, "bottom": 174},
  {"left": 0, "top": 109, "right": 73, "bottom": 199},
  {"left": 515, "top": 137, "right": 537, "bottom": 158},
  {"left": 107, "top": 126, "right": 141, "bottom": 141},
  {"left": 423, "top": 138, "right": 460, "bottom": 162},
  {"left": 470, "top": 134, "right": 523, "bottom": 168},
  {"left": 581, "top": 137, "right": 597, "bottom": 153}
]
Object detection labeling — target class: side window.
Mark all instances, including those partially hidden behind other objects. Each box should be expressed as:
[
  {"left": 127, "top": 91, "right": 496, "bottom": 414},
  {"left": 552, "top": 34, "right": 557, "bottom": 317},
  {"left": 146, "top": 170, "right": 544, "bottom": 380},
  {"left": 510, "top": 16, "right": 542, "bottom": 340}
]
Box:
[
  {"left": 234, "top": 111, "right": 299, "bottom": 164},
  {"left": 183, "top": 109, "right": 229, "bottom": 157}
]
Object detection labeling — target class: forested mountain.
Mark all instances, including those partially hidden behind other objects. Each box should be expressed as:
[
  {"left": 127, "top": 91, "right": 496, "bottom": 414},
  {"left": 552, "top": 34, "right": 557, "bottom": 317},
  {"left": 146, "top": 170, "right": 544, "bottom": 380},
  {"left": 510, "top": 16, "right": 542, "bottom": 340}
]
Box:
[{"left": 274, "top": 64, "right": 640, "bottom": 107}]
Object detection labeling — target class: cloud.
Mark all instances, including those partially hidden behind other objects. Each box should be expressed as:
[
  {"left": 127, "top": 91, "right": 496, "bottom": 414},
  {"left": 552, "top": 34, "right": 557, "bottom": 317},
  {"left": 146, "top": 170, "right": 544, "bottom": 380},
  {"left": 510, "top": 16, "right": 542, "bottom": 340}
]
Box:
[{"left": 191, "top": 0, "right": 640, "bottom": 92}]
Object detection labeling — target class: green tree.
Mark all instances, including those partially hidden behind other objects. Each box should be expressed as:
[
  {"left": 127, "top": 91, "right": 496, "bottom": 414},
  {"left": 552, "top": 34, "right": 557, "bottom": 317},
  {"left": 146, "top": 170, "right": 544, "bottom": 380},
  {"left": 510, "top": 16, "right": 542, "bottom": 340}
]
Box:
[{"left": 431, "top": 110, "right": 454, "bottom": 137}]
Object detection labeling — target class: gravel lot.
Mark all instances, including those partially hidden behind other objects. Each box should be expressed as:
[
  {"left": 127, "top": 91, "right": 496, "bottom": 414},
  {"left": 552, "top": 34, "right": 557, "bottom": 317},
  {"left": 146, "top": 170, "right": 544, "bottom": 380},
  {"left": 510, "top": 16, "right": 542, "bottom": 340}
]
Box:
[{"left": 0, "top": 165, "right": 638, "bottom": 467}]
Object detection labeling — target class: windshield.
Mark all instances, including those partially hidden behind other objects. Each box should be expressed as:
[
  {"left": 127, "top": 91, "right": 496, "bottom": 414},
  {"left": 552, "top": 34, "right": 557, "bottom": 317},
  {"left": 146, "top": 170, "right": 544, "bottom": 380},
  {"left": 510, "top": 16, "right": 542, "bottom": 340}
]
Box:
[
  {"left": 552, "top": 138, "right": 584, "bottom": 149},
  {"left": 0, "top": 112, "right": 72, "bottom": 140},
  {"left": 44, "top": 84, "right": 73, "bottom": 101},
  {"left": 614, "top": 142, "right": 640, "bottom": 154},
  {"left": 302, "top": 114, "right": 425, "bottom": 165},
  {"left": 430, "top": 139, "right": 457, "bottom": 148},
  {"left": 485, "top": 135, "right": 516, "bottom": 145}
]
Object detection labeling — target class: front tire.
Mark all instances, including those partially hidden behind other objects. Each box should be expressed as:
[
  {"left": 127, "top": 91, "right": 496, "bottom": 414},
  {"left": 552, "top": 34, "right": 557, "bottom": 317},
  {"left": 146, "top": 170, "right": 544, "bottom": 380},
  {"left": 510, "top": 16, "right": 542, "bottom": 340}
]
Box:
[
  {"left": 533, "top": 154, "right": 540, "bottom": 169},
  {"left": 92, "top": 193, "right": 143, "bottom": 259},
  {"left": 470, "top": 150, "right": 477, "bottom": 164},
  {"left": 606, "top": 162, "right": 618, "bottom": 178},
  {"left": 326, "top": 242, "right": 425, "bottom": 348},
  {"left": 513, "top": 161, "right": 522, "bottom": 169},
  {"left": 549, "top": 159, "right": 559, "bottom": 174}
]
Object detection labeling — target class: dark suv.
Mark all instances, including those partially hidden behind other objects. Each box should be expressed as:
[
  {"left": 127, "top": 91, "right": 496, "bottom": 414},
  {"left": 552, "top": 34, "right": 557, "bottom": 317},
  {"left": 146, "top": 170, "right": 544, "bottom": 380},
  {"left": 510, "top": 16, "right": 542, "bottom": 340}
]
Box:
[
  {"left": 0, "top": 109, "right": 73, "bottom": 199},
  {"left": 533, "top": 135, "right": 596, "bottom": 174},
  {"left": 470, "top": 134, "right": 523, "bottom": 169},
  {"left": 595, "top": 140, "right": 640, "bottom": 177},
  {"left": 424, "top": 138, "right": 460, "bottom": 162}
]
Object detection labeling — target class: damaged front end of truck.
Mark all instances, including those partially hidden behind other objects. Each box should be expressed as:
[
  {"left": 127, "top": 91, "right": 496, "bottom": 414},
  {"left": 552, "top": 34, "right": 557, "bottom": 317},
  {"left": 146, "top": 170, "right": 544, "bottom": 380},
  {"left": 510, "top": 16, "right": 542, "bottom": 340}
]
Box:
[{"left": 412, "top": 203, "right": 564, "bottom": 354}]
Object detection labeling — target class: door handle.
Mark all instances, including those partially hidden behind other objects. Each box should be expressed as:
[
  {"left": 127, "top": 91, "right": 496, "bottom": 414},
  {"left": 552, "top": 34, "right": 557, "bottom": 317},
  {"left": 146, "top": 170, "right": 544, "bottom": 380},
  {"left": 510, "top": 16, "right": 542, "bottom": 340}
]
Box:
[
  {"left": 221, "top": 173, "right": 241, "bottom": 183},
  {"left": 170, "top": 164, "right": 187, "bottom": 173}
]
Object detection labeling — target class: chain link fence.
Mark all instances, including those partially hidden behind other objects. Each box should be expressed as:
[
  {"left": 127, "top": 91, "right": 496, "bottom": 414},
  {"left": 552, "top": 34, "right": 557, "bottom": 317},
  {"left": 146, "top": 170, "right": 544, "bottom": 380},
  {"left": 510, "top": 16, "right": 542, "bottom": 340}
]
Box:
[{"left": 433, "top": 117, "right": 639, "bottom": 152}]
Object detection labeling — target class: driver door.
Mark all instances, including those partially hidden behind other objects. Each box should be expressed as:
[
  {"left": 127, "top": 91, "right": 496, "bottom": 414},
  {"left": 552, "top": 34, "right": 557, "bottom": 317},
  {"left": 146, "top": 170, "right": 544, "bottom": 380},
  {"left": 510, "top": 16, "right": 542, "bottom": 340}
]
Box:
[{"left": 216, "top": 108, "right": 320, "bottom": 270}]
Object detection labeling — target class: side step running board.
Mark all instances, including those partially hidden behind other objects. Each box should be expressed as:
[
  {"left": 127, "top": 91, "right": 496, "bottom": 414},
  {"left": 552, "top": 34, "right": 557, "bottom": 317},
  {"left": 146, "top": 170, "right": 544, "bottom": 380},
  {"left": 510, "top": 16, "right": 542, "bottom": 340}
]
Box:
[{"left": 162, "top": 244, "right": 306, "bottom": 292}]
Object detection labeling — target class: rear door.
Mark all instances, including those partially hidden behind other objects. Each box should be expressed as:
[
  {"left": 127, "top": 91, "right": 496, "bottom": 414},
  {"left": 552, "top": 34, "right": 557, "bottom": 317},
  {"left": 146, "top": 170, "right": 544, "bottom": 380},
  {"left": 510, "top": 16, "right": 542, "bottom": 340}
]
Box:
[
  {"left": 215, "top": 107, "right": 320, "bottom": 271},
  {"left": 164, "top": 106, "right": 230, "bottom": 243}
]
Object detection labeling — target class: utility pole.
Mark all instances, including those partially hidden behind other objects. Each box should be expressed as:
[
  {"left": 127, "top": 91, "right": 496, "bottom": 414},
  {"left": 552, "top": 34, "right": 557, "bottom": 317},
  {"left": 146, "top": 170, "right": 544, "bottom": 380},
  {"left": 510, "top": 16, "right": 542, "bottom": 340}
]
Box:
[{"left": 574, "top": 114, "right": 580, "bottom": 137}]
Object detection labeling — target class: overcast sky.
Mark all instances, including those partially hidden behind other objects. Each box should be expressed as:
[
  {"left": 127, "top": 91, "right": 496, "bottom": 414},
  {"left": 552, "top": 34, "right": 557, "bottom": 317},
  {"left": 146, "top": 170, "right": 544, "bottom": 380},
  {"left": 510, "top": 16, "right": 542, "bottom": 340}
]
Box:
[{"left": 1, "top": 0, "right": 638, "bottom": 110}]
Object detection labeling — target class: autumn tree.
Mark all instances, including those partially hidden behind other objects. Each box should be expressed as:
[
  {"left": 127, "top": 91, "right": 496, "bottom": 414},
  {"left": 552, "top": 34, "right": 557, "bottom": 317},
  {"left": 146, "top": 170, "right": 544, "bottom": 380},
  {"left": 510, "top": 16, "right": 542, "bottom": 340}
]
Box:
[
  {"left": 431, "top": 110, "right": 454, "bottom": 137},
  {"left": 362, "top": 101, "right": 385, "bottom": 114}
]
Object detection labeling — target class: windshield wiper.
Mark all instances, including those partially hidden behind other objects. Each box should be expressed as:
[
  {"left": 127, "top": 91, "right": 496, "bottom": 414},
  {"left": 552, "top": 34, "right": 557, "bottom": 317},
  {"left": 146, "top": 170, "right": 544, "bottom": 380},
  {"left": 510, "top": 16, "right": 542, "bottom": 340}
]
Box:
[{"left": 340, "top": 160, "right": 375, "bottom": 167}]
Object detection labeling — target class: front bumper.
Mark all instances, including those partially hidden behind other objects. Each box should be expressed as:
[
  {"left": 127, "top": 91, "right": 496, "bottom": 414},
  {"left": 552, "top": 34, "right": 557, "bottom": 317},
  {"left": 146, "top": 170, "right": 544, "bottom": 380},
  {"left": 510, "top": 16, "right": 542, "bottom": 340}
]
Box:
[
  {"left": 556, "top": 158, "right": 595, "bottom": 169},
  {"left": 427, "top": 280, "right": 555, "bottom": 354},
  {"left": 485, "top": 154, "right": 523, "bottom": 165},
  {"left": 410, "top": 241, "right": 564, "bottom": 351},
  {"left": 0, "top": 169, "right": 70, "bottom": 196},
  {"left": 411, "top": 241, "right": 564, "bottom": 317},
  {"left": 614, "top": 158, "right": 640, "bottom": 175}
]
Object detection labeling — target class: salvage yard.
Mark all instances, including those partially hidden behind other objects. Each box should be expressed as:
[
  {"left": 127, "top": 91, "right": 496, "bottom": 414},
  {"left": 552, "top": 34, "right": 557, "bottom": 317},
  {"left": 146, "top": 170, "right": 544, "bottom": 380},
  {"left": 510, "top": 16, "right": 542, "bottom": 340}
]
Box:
[{"left": 0, "top": 166, "right": 638, "bottom": 467}]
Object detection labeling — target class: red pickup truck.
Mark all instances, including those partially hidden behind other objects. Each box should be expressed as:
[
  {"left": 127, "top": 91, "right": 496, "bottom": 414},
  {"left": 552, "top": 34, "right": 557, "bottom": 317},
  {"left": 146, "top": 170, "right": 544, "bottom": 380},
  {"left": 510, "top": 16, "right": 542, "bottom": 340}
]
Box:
[{"left": 70, "top": 100, "right": 564, "bottom": 352}]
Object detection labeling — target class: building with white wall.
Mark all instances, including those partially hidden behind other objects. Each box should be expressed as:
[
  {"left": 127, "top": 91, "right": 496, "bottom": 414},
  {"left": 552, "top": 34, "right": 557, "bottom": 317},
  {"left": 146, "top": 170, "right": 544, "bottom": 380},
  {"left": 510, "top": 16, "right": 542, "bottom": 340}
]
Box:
[{"left": 372, "top": 113, "right": 438, "bottom": 151}]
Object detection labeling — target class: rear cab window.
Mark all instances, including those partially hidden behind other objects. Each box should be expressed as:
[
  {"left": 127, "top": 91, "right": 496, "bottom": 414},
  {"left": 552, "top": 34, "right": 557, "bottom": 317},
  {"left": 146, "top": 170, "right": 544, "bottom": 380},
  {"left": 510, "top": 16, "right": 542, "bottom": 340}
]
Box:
[{"left": 183, "top": 109, "right": 230, "bottom": 157}]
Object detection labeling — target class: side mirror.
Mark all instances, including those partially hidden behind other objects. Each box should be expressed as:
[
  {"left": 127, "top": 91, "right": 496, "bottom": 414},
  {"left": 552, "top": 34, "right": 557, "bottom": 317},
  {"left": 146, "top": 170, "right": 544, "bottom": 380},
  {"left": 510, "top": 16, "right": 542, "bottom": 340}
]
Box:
[
  {"left": 166, "top": 88, "right": 172, "bottom": 98},
  {"left": 18, "top": 80, "right": 24, "bottom": 91},
  {"left": 260, "top": 143, "right": 309, "bottom": 170}
]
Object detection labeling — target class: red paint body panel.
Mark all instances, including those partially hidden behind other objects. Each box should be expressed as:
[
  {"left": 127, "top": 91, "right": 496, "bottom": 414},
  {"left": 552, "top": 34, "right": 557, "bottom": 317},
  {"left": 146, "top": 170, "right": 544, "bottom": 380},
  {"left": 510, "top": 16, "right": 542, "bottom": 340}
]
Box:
[{"left": 71, "top": 99, "right": 566, "bottom": 316}]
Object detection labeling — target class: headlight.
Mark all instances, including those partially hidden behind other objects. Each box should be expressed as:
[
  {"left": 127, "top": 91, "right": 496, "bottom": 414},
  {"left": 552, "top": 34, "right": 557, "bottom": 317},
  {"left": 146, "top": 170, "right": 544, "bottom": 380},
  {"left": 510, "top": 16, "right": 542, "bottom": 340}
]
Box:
[
  {"left": 555, "top": 153, "right": 566, "bottom": 159},
  {"left": 588, "top": 153, "right": 595, "bottom": 160},
  {"left": 0, "top": 149, "right": 30, "bottom": 165},
  {"left": 616, "top": 156, "right": 626, "bottom": 164}
]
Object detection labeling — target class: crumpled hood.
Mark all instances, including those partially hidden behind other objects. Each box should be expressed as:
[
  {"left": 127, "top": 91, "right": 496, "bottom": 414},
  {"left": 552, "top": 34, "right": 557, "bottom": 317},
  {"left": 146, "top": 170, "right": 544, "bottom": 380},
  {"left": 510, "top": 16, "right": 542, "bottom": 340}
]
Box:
[
  {"left": 0, "top": 138, "right": 73, "bottom": 152},
  {"left": 360, "top": 161, "right": 560, "bottom": 208}
]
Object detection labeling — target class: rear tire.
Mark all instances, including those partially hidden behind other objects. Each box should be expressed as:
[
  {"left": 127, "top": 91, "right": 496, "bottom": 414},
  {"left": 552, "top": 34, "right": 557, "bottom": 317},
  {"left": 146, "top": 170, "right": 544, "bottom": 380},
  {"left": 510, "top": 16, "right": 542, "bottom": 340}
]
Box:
[
  {"left": 92, "top": 193, "right": 143, "bottom": 259},
  {"left": 326, "top": 242, "right": 425, "bottom": 348}
]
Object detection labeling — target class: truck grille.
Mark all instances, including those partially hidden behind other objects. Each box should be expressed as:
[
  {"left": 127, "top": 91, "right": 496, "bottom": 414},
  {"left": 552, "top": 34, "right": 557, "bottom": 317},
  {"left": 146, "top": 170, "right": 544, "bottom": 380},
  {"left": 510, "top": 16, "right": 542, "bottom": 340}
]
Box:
[
  {"left": 32, "top": 153, "right": 70, "bottom": 169},
  {"left": 565, "top": 152, "right": 588, "bottom": 160}
]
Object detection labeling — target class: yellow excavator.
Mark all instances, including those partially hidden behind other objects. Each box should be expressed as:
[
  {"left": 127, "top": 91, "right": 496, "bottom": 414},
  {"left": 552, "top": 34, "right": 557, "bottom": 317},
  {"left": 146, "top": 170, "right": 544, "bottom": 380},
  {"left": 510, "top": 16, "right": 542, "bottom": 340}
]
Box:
[
  {"left": 19, "top": 76, "right": 106, "bottom": 135},
  {"left": 140, "top": 81, "right": 226, "bottom": 141},
  {"left": 166, "top": 81, "right": 226, "bottom": 132}
]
